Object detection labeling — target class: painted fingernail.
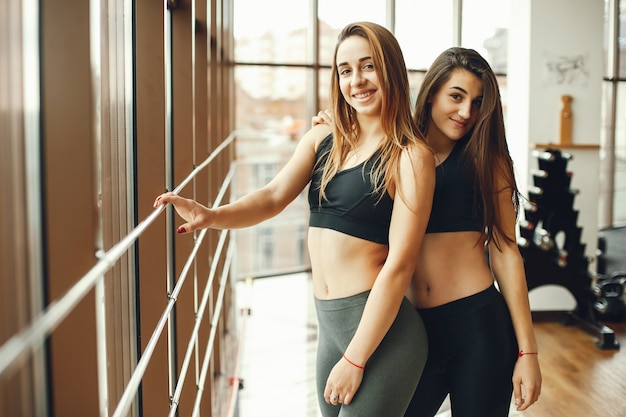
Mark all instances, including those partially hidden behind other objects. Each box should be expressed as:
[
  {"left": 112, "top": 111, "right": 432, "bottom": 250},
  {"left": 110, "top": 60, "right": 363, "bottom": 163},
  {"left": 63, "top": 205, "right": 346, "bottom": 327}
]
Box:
[{"left": 177, "top": 226, "right": 186, "bottom": 234}]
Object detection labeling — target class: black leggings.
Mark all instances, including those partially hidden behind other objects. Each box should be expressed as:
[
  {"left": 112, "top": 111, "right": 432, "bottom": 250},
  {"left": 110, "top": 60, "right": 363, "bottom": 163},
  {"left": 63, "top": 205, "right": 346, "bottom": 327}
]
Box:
[{"left": 404, "top": 284, "right": 518, "bottom": 417}]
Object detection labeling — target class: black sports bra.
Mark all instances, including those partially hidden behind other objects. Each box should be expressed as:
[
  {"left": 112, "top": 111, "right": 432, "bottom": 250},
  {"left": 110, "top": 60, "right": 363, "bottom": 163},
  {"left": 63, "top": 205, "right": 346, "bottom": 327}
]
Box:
[
  {"left": 308, "top": 135, "right": 393, "bottom": 245},
  {"left": 426, "top": 139, "right": 483, "bottom": 234}
]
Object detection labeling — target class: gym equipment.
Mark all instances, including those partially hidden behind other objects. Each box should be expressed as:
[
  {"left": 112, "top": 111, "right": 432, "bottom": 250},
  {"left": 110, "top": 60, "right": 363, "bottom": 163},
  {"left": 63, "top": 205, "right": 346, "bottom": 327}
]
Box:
[
  {"left": 519, "top": 149, "right": 621, "bottom": 350},
  {"left": 592, "top": 272, "right": 626, "bottom": 322}
]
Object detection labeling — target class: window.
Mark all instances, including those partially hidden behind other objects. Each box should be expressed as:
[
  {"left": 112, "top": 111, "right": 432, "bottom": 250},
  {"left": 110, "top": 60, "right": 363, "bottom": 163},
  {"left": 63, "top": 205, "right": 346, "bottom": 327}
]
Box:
[
  {"left": 462, "top": 0, "right": 511, "bottom": 74},
  {"left": 396, "top": 0, "right": 453, "bottom": 71}
]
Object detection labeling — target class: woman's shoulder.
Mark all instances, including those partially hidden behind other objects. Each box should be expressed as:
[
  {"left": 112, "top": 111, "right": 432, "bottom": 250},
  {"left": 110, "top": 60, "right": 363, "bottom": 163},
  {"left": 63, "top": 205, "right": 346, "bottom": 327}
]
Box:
[
  {"left": 395, "top": 140, "right": 436, "bottom": 184},
  {"left": 406, "top": 139, "right": 436, "bottom": 167}
]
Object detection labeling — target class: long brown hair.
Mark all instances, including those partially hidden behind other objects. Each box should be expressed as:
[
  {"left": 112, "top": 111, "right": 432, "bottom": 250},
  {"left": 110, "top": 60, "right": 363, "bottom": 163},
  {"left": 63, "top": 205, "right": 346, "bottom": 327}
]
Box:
[
  {"left": 318, "top": 21, "right": 424, "bottom": 203},
  {"left": 414, "top": 47, "right": 520, "bottom": 248}
]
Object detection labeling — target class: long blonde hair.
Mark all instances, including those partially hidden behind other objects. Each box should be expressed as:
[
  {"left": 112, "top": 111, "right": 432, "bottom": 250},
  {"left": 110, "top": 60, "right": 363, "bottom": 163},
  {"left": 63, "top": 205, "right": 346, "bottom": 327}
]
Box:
[{"left": 317, "top": 22, "right": 425, "bottom": 203}]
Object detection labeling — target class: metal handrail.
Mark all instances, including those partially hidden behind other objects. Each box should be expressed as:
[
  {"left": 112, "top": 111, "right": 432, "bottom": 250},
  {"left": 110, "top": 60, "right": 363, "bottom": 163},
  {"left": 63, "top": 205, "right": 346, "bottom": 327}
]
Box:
[
  {"left": 0, "top": 131, "right": 235, "bottom": 385},
  {"left": 165, "top": 229, "right": 229, "bottom": 417},
  {"left": 192, "top": 241, "right": 235, "bottom": 417},
  {"left": 0, "top": 128, "right": 310, "bottom": 416},
  {"left": 113, "top": 164, "right": 234, "bottom": 417},
  {"left": 166, "top": 168, "right": 236, "bottom": 415},
  {"left": 0, "top": 204, "right": 162, "bottom": 380}
]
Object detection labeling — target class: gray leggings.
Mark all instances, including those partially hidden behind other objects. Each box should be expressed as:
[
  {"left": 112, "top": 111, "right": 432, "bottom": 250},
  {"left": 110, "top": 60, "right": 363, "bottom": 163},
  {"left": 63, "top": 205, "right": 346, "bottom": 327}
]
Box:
[{"left": 315, "top": 291, "right": 428, "bottom": 417}]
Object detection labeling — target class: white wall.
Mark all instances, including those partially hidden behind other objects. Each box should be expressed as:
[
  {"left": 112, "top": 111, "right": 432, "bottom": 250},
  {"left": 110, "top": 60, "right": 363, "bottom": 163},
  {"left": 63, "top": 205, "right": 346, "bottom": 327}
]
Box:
[
  {"left": 508, "top": 0, "right": 604, "bottom": 310},
  {"left": 527, "top": 0, "right": 604, "bottom": 144}
]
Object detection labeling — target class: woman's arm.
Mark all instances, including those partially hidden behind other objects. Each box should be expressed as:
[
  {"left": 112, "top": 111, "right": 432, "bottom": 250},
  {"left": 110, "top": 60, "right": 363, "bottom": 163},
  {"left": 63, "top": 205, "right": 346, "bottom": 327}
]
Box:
[
  {"left": 154, "top": 124, "right": 331, "bottom": 233},
  {"left": 324, "top": 142, "right": 436, "bottom": 405},
  {"left": 489, "top": 171, "right": 542, "bottom": 411}
]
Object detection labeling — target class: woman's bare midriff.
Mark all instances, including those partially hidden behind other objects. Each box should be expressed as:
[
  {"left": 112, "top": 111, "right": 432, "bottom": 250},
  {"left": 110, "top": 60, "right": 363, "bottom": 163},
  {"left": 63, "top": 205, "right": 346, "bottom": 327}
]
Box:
[
  {"left": 308, "top": 227, "right": 387, "bottom": 299},
  {"left": 410, "top": 231, "right": 495, "bottom": 308}
]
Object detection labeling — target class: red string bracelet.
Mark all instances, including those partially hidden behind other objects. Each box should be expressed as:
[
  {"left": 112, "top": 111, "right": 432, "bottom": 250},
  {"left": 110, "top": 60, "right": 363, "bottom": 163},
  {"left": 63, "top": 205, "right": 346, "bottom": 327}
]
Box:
[
  {"left": 342, "top": 353, "right": 365, "bottom": 370},
  {"left": 518, "top": 351, "right": 538, "bottom": 357}
]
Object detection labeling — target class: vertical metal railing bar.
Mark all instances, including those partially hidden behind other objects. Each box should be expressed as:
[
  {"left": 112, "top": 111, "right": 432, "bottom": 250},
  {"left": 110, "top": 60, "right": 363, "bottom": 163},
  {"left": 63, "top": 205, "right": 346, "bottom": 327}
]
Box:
[
  {"left": 95, "top": 278, "right": 109, "bottom": 417},
  {"left": 193, "top": 258, "right": 201, "bottom": 385},
  {"left": 191, "top": 241, "right": 235, "bottom": 417},
  {"left": 163, "top": 5, "right": 178, "bottom": 403},
  {"left": 124, "top": 0, "right": 139, "bottom": 414},
  {"left": 22, "top": 0, "right": 48, "bottom": 414},
  {"left": 89, "top": 0, "right": 109, "bottom": 414},
  {"left": 190, "top": 0, "right": 200, "bottom": 392},
  {"left": 0, "top": 134, "right": 236, "bottom": 382},
  {"left": 167, "top": 229, "right": 229, "bottom": 417}
]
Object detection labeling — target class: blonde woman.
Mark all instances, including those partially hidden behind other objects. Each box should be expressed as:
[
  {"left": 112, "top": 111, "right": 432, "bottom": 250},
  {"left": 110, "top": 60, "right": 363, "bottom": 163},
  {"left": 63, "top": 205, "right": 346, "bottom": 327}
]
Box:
[{"left": 154, "top": 22, "right": 435, "bottom": 417}]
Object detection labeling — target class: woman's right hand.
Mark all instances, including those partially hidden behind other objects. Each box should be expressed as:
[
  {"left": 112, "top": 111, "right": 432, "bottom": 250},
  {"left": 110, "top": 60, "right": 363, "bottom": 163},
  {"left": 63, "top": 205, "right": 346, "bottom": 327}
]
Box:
[
  {"left": 323, "top": 357, "right": 364, "bottom": 406},
  {"left": 312, "top": 109, "right": 333, "bottom": 127},
  {"left": 153, "top": 192, "right": 212, "bottom": 234}
]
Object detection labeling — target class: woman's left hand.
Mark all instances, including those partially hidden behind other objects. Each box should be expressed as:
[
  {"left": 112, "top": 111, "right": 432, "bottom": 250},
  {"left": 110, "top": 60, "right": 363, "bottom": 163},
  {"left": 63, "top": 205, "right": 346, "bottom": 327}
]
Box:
[{"left": 512, "top": 354, "right": 542, "bottom": 410}]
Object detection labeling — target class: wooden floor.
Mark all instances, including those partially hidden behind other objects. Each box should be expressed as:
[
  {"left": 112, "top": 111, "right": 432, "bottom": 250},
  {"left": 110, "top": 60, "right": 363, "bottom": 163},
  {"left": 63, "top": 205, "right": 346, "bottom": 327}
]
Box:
[{"left": 235, "top": 274, "right": 626, "bottom": 417}]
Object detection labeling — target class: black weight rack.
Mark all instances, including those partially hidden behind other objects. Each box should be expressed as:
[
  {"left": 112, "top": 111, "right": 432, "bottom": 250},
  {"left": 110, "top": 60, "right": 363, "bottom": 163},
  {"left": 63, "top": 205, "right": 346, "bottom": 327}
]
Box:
[{"left": 519, "top": 148, "right": 620, "bottom": 350}]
